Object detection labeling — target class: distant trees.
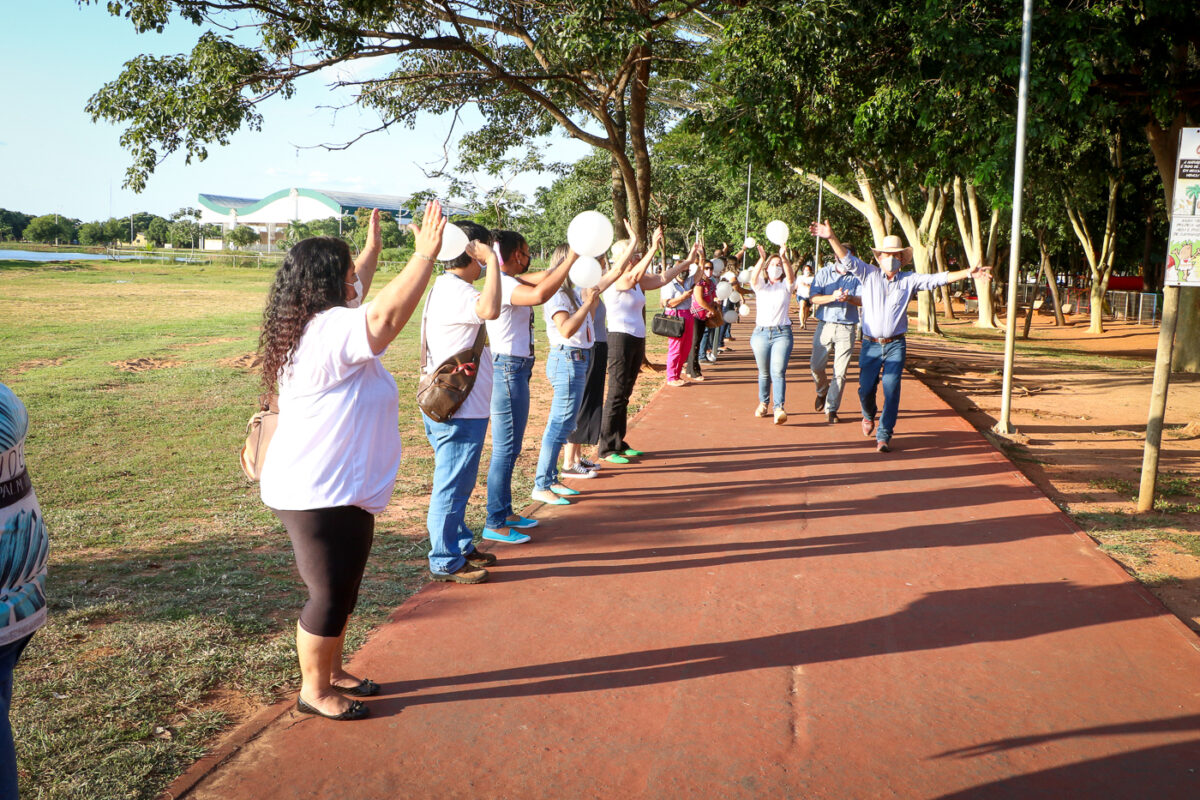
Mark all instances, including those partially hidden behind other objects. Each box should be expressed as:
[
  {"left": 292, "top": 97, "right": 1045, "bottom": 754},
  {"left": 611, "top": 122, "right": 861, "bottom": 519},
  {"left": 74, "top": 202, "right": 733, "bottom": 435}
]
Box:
[
  {"left": 0, "top": 209, "right": 32, "bottom": 241},
  {"left": 24, "top": 215, "right": 75, "bottom": 244},
  {"left": 226, "top": 225, "right": 260, "bottom": 249}
]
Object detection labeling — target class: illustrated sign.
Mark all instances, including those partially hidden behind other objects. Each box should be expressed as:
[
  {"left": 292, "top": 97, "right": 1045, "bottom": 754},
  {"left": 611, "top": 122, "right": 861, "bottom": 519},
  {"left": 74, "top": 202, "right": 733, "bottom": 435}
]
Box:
[{"left": 1165, "top": 127, "right": 1200, "bottom": 287}]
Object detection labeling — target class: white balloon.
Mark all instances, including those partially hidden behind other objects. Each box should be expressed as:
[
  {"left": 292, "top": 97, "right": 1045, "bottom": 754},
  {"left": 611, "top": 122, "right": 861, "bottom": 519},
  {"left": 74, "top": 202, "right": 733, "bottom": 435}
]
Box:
[
  {"left": 711, "top": 257, "right": 724, "bottom": 272},
  {"left": 715, "top": 281, "right": 733, "bottom": 301},
  {"left": 688, "top": 263, "right": 698, "bottom": 276},
  {"left": 766, "top": 220, "right": 790, "bottom": 245},
  {"left": 437, "top": 223, "right": 469, "bottom": 261},
  {"left": 738, "top": 269, "right": 750, "bottom": 284},
  {"left": 743, "top": 236, "right": 756, "bottom": 248},
  {"left": 738, "top": 303, "right": 750, "bottom": 316},
  {"left": 567, "top": 211, "right": 614, "bottom": 258},
  {"left": 730, "top": 291, "right": 742, "bottom": 303},
  {"left": 569, "top": 255, "right": 603, "bottom": 289},
  {"left": 723, "top": 309, "right": 739, "bottom": 324}
]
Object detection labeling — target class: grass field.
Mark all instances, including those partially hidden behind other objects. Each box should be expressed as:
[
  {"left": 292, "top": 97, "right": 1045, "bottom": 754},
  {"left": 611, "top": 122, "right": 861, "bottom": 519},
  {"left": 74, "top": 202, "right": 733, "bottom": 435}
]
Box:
[{"left": 0, "top": 258, "right": 668, "bottom": 799}]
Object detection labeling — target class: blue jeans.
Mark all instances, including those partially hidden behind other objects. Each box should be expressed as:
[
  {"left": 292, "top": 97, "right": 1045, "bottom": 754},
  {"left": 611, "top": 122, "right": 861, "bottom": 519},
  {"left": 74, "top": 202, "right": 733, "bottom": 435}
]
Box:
[
  {"left": 423, "top": 414, "right": 489, "bottom": 574},
  {"left": 858, "top": 337, "right": 907, "bottom": 442},
  {"left": 535, "top": 347, "right": 589, "bottom": 490},
  {"left": 699, "top": 324, "right": 717, "bottom": 358},
  {"left": 486, "top": 354, "right": 534, "bottom": 528},
  {"left": 1, "top": 633, "right": 33, "bottom": 800},
  {"left": 750, "top": 325, "right": 794, "bottom": 409}
]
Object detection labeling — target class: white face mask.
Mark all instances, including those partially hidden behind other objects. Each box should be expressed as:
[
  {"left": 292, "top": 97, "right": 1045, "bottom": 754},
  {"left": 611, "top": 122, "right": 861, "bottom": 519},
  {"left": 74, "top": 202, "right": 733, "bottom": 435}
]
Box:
[
  {"left": 879, "top": 255, "right": 901, "bottom": 274},
  {"left": 835, "top": 261, "right": 849, "bottom": 275},
  {"left": 767, "top": 264, "right": 784, "bottom": 281},
  {"left": 346, "top": 275, "right": 364, "bottom": 308}
]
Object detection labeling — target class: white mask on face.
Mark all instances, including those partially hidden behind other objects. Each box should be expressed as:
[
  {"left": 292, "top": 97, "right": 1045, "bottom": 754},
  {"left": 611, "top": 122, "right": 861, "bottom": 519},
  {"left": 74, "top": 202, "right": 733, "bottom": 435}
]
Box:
[
  {"left": 880, "top": 255, "right": 900, "bottom": 273},
  {"left": 768, "top": 264, "right": 784, "bottom": 281},
  {"left": 835, "top": 261, "right": 849, "bottom": 275},
  {"left": 346, "top": 275, "right": 364, "bottom": 308}
]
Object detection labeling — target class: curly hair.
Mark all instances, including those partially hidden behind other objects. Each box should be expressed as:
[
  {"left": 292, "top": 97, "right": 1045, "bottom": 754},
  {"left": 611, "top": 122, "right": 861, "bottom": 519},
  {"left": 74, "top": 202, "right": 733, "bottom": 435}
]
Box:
[{"left": 258, "top": 237, "right": 352, "bottom": 401}]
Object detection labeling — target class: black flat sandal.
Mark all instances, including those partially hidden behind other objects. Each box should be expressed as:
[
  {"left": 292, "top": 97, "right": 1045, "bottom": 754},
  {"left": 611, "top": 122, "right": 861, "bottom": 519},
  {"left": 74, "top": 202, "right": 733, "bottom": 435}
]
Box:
[
  {"left": 296, "top": 696, "right": 369, "bottom": 720},
  {"left": 333, "top": 678, "right": 379, "bottom": 697}
]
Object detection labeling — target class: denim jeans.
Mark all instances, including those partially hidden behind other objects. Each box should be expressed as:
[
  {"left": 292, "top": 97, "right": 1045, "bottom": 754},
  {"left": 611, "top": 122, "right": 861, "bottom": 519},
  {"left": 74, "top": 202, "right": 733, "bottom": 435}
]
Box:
[
  {"left": 486, "top": 354, "right": 534, "bottom": 528},
  {"left": 423, "top": 414, "right": 489, "bottom": 574},
  {"left": 750, "top": 325, "right": 794, "bottom": 409},
  {"left": 858, "top": 336, "right": 907, "bottom": 442},
  {"left": 1, "top": 633, "right": 33, "bottom": 800},
  {"left": 810, "top": 320, "right": 856, "bottom": 413},
  {"left": 535, "top": 347, "right": 589, "bottom": 490},
  {"left": 699, "top": 323, "right": 717, "bottom": 358}
]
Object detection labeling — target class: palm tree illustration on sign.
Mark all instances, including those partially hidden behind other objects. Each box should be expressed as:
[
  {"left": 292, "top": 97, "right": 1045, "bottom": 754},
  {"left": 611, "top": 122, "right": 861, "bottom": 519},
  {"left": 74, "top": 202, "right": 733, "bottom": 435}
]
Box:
[{"left": 1188, "top": 184, "right": 1200, "bottom": 215}]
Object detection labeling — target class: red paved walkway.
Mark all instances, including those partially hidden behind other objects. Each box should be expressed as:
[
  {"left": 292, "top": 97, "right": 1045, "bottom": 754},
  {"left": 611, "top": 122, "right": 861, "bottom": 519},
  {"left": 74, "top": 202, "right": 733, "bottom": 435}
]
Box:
[{"left": 170, "top": 320, "right": 1200, "bottom": 799}]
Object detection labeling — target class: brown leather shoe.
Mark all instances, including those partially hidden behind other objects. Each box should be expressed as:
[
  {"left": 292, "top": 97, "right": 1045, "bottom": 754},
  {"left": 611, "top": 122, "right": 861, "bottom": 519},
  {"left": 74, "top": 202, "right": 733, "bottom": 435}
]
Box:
[
  {"left": 430, "top": 563, "right": 489, "bottom": 584},
  {"left": 861, "top": 417, "right": 875, "bottom": 437},
  {"left": 814, "top": 392, "right": 827, "bottom": 412},
  {"left": 826, "top": 412, "right": 839, "bottom": 424},
  {"left": 465, "top": 549, "right": 497, "bottom": 567}
]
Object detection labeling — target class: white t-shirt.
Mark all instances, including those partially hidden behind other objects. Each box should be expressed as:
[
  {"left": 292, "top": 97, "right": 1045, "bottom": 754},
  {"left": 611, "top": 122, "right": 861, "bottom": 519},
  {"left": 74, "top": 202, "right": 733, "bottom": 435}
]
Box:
[
  {"left": 602, "top": 283, "right": 646, "bottom": 338},
  {"left": 593, "top": 298, "right": 608, "bottom": 344},
  {"left": 544, "top": 288, "right": 595, "bottom": 349},
  {"left": 261, "top": 304, "right": 402, "bottom": 515},
  {"left": 660, "top": 278, "right": 693, "bottom": 312},
  {"left": 752, "top": 277, "right": 794, "bottom": 327},
  {"left": 485, "top": 273, "right": 534, "bottom": 358},
  {"left": 421, "top": 273, "right": 493, "bottom": 419},
  {"left": 797, "top": 274, "right": 815, "bottom": 299}
]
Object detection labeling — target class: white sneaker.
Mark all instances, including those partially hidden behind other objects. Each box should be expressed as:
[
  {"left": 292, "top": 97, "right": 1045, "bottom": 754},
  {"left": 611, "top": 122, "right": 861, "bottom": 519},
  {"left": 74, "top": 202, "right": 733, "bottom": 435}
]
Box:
[
  {"left": 774, "top": 407, "right": 788, "bottom": 425},
  {"left": 755, "top": 402, "right": 769, "bottom": 417},
  {"left": 561, "top": 462, "right": 598, "bottom": 478},
  {"left": 705, "top": 353, "right": 717, "bottom": 363}
]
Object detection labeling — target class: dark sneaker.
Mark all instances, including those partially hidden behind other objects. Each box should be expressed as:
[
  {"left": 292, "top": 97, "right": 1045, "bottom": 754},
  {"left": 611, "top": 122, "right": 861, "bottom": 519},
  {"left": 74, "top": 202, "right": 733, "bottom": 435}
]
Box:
[
  {"left": 826, "top": 412, "right": 839, "bottom": 424},
  {"left": 430, "top": 563, "right": 489, "bottom": 584},
  {"left": 465, "top": 549, "right": 497, "bottom": 567},
  {"left": 814, "top": 392, "right": 827, "bottom": 412},
  {"left": 876, "top": 439, "right": 891, "bottom": 453}
]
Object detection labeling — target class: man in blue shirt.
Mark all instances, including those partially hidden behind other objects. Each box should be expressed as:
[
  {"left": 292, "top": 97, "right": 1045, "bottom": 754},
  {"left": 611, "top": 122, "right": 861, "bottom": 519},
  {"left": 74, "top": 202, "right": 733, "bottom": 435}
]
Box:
[
  {"left": 810, "top": 221, "right": 990, "bottom": 452},
  {"left": 808, "top": 256, "right": 863, "bottom": 424}
]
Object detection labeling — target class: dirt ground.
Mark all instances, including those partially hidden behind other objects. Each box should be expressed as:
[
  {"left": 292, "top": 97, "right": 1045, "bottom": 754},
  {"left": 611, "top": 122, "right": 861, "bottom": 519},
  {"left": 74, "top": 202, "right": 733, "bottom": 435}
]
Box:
[{"left": 904, "top": 310, "right": 1200, "bottom": 630}]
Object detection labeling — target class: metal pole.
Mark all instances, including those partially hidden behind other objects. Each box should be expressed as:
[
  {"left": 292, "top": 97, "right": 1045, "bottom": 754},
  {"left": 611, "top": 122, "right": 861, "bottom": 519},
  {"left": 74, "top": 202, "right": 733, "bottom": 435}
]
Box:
[
  {"left": 743, "top": 164, "right": 752, "bottom": 245},
  {"left": 995, "top": 0, "right": 1034, "bottom": 436},
  {"left": 1138, "top": 286, "right": 1180, "bottom": 511},
  {"left": 814, "top": 177, "right": 824, "bottom": 266}
]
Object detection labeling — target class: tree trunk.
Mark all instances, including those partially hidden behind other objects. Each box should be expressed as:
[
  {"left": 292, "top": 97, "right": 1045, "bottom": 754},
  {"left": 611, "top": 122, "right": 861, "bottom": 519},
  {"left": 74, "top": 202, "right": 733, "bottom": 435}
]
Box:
[
  {"left": 1036, "top": 228, "right": 1065, "bottom": 326},
  {"left": 935, "top": 238, "right": 955, "bottom": 319},
  {"left": 952, "top": 178, "right": 1000, "bottom": 328},
  {"left": 610, "top": 155, "right": 627, "bottom": 225}
]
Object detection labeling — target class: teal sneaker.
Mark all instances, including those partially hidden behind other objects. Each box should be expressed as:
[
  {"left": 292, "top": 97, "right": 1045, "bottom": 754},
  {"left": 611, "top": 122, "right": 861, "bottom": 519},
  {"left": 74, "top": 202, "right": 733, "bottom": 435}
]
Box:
[
  {"left": 604, "top": 454, "right": 630, "bottom": 464},
  {"left": 550, "top": 484, "right": 581, "bottom": 496},
  {"left": 483, "top": 527, "right": 531, "bottom": 544},
  {"left": 506, "top": 516, "right": 539, "bottom": 529}
]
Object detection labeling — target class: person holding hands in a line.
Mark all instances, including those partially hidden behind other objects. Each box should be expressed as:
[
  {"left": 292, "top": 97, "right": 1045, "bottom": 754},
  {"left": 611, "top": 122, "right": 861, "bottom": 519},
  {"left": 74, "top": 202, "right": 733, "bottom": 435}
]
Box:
[{"left": 809, "top": 220, "right": 991, "bottom": 452}]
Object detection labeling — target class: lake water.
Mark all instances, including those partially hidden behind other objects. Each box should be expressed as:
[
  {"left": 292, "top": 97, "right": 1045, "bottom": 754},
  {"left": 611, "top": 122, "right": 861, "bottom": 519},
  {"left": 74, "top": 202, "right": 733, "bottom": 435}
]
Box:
[{"left": 0, "top": 249, "right": 203, "bottom": 263}]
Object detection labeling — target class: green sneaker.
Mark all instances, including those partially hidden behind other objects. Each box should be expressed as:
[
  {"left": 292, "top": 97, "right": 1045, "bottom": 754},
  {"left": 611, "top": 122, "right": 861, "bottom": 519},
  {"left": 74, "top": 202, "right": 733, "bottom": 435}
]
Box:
[
  {"left": 622, "top": 449, "right": 644, "bottom": 457},
  {"left": 604, "top": 454, "right": 630, "bottom": 464}
]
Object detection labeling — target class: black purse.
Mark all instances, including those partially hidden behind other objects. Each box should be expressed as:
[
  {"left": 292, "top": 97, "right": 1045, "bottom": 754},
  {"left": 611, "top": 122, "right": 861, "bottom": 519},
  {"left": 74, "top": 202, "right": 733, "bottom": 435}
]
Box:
[{"left": 651, "top": 312, "right": 685, "bottom": 338}]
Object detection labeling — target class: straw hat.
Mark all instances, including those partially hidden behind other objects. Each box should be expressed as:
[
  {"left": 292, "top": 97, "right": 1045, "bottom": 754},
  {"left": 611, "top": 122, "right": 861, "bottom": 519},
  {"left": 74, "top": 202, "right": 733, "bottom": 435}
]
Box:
[{"left": 871, "top": 234, "right": 913, "bottom": 265}]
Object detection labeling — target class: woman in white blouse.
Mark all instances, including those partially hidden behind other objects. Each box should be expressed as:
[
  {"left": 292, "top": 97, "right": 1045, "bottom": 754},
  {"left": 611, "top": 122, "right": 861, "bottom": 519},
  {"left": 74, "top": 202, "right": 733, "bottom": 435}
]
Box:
[
  {"left": 259, "top": 202, "right": 446, "bottom": 721},
  {"left": 531, "top": 246, "right": 633, "bottom": 506},
  {"left": 749, "top": 243, "right": 797, "bottom": 424},
  {"left": 597, "top": 226, "right": 690, "bottom": 464}
]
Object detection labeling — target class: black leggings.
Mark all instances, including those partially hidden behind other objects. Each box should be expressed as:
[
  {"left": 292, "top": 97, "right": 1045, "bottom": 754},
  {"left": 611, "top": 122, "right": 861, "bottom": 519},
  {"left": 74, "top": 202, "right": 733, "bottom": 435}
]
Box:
[{"left": 272, "top": 506, "right": 374, "bottom": 637}]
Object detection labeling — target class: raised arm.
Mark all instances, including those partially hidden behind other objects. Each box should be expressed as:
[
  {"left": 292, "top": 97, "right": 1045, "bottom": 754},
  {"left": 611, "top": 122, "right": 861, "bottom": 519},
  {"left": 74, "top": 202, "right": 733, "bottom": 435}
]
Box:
[
  {"left": 595, "top": 255, "right": 630, "bottom": 294},
  {"left": 750, "top": 244, "right": 768, "bottom": 286},
  {"left": 511, "top": 250, "right": 578, "bottom": 306},
  {"left": 354, "top": 208, "right": 383, "bottom": 296},
  {"left": 780, "top": 246, "right": 797, "bottom": 286},
  {"left": 470, "top": 240, "right": 503, "bottom": 320},
  {"left": 809, "top": 220, "right": 848, "bottom": 262},
  {"left": 365, "top": 200, "right": 444, "bottom": 353},
  {"left": 640, "top": 235, "right": 695, "bottom": 291},
  {"left": 553, "top": 288, "right": 600, "bottom": 339}
]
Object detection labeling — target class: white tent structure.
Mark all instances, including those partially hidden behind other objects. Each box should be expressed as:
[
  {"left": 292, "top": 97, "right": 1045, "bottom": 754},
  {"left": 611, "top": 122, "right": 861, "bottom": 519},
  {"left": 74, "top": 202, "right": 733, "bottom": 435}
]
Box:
[{"left": 197, "top": 188, "right": 467, "bottom": 251}]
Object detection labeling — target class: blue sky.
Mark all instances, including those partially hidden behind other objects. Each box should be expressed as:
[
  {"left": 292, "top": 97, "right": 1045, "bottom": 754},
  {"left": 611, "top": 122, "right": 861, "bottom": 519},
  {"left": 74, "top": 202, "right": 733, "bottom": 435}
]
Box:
[{"left": 0, "top": 3, "right": 591, "bottom": 221}]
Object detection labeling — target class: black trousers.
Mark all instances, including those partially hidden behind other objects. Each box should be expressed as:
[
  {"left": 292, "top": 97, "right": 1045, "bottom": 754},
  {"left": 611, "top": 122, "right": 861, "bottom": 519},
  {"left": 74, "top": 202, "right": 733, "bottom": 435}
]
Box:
[
  {"left": 686, "top": 317, "right": 705, "bottom": 377},
  {"left": 598, "top": 333, "right": 644, "bottom": 457},
  {"left": 272, "top": 505, "right": 374, "bottom": 637},
  {"left": 568, "top": 341, "right": 608, "bottom": 446}
]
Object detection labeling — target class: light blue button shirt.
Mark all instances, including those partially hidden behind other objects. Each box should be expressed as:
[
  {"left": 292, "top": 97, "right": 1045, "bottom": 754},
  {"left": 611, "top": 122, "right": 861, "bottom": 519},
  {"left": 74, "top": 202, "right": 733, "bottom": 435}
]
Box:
[
  {"left": 810, "top": 264, "right": 862, "bottom": 325},
  {"left": 841, "top": 253, "right": 950, "bottom": 339}
]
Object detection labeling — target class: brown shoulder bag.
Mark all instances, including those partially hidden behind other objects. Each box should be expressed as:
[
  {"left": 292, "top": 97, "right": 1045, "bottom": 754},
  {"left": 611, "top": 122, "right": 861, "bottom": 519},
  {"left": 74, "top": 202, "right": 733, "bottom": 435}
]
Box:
[
  {"left": 415, "top": 300, "right": 488, "bottom": 423},
  {"left": 240, "top": 394, "right": 278, "bottom": 481}
]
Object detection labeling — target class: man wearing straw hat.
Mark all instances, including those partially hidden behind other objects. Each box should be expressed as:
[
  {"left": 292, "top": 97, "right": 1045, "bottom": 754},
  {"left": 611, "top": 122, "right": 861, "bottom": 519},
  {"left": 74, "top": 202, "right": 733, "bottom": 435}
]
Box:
[{"left": 809, "top": 220, "right": 991, "bottom": 452}]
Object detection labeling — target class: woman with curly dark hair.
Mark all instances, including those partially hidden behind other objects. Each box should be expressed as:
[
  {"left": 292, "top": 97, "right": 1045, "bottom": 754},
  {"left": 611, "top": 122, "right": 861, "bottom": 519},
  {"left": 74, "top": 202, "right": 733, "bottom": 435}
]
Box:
[{"left": 258, "top": 201, "right": 446, "bottom": 721}]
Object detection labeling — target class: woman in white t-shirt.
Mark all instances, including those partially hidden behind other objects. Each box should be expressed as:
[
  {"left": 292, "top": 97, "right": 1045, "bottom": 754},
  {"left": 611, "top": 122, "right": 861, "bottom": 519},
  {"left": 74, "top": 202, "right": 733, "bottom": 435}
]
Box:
[
  {"left": 419, "top": 221, "right": 503, "bottom": 585},
  {"left": 259, "top": 201, "right": 447, "bottom": 721},
  {"left": 531, "top": 245, "right": 633, "bottom": 505},
  {"left": 482, "top": 230, "right": 575, "bottom": 545},
  {"left": 597, "top": 226, "right": 690, "bottom": 464},
  {"left": 749, "top": 243, "right": 797, "bottom": 424}
]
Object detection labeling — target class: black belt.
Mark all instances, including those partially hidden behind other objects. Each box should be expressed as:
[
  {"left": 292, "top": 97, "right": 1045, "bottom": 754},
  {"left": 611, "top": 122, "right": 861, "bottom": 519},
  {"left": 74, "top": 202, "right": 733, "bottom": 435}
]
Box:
[
  {"left": 863, "top": 334, "right": 905, "bottom": 344},
  {"left": 0, "top": 468, "right": 32, "bottom": 509}
]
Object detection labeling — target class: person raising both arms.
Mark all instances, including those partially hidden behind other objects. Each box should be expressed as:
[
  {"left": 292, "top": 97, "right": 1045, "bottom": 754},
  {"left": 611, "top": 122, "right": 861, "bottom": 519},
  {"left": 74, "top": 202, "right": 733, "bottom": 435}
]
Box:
[
  {"left": 809, "top": 220, "right": 991, "bottom": 452},
  {"left": 259, "top": 202, "right": 446, "bottom": 721},
  {"left": 749, "top": 243, "right": 797, "bottom": 425}
]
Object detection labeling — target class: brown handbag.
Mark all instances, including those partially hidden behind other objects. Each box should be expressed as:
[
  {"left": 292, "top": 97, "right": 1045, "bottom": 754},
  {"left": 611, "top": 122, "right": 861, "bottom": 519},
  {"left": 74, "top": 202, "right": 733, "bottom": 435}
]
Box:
[
  {"left": 416, "top": 300, "right": 488, "bottom": 423},
  {"left": 240, "top": 394, "right": 278, "bottom": 481}
]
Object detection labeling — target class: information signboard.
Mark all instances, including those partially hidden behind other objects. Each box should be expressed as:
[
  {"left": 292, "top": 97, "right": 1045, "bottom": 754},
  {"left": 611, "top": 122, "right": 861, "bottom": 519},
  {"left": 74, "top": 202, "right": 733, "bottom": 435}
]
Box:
[{"left": 1165, "top": 127, "right": 1200, "bottom": 287}]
